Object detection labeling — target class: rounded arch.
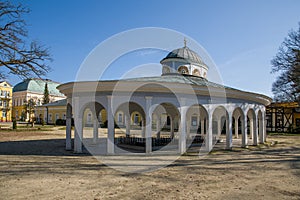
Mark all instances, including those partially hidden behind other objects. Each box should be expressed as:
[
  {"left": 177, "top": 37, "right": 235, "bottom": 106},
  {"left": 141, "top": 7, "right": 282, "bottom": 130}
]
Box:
[
  {"left": 178, "top": 65, "right": 189, "bottom": 74},
  {"left": 186, "top": 104, "right": 208, "bottom": 146},
  {"left": 80, "top": 101, "right": 106, "bottom": 120},
  {"left": 115, "top": 101, "right": 145, "bottom": 122},
  {"left": 192, "top": 69, "right": 200, "bottom": 76},
  {"left": 212, "top": 106, "right": 229, "bottom": 133},
  {"left": 152, "top": 102, "right": 180, "bottom": 140},
  {"left": 246, "top": 108, "right": 257, "bottom": 144},
  {"left": 247, "top": 108, "right": 256, "bottom": 120},
  {"left": 162, "top": 65, "right": 171, "bottom": 74},
  {"left": 257, "top": 109, "right": 263, "bottom": 144},
  {"left": 232, "top": 107, "right": 245, "bottom": 140}
]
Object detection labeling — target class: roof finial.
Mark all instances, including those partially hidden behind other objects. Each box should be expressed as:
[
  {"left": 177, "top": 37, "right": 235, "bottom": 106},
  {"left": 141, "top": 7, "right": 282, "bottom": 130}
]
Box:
[{"left": 184, "top": 37, "right": 187, "bottom": 47}]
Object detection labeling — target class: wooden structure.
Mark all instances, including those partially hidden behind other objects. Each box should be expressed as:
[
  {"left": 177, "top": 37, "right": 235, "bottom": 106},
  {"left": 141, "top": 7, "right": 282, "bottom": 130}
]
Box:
[{"left": 266, "top": 102, "right": 300, "bottom": 133}]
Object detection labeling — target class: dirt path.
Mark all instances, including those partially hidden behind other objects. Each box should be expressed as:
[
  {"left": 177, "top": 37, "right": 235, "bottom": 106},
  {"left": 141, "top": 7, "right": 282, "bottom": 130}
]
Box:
[{"left": 0, "top": 131, "right": 299, "bottom": 200}]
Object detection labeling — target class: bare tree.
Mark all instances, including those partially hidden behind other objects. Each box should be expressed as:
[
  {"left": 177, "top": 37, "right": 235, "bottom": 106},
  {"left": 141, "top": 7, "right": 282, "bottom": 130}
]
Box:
[
  {"left": 0, "top": 1, "right": 51, "bottom": 79},
  {"left": 271, "top": 22, "right": 300, "bottom": 102}
]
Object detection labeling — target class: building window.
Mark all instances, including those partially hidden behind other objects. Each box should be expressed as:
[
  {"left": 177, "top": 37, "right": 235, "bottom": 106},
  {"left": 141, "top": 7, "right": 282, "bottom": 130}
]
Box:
[
  {"left": 55, "top": 114, "right": 59, "bottom": 121},
  {"left": 118, "top": 113, "right": 123, "bottom": 123},
  {"left": 0, "top": 100, "right": 2, "bottom": 106},
  {"left": 178, "top": 66, "right": 189, "bottom": 75},
  {"left": 191, "top": 116, "right": 198, "bottom": 126},
  {"left": 99, "top": 112, "right": 102, "bottom": 123},
  {"left": 2, "top": 110, "right": 6, "bottom": 118},
  {"left": 87, "top": 113, "right": 92, "bottom": 123},
  {"left": 134, "top": 113, "right": 139, "bottom": 125},
  {"left": 166, "top": 116, "right": 170, "bottom": 126},
  {"left": 193, "top": 69, "right": 200, "bottom": 76},
  {"left": 296, "top": 118, "right": 300, "bottom": 127},
  {"left": 49, "top": 114, "right": 52, "bottom": 123}
]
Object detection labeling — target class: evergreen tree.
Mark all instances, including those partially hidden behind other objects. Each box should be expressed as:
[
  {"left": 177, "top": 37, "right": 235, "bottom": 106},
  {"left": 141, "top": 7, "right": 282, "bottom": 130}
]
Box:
[{"left": 43, "top": 82, "right": 50, "bottom": 105}]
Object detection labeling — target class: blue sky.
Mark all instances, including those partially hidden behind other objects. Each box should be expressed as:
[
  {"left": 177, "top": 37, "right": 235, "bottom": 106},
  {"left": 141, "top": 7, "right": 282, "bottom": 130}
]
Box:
[{"left": 9, "top": 0, "right": 300, "bottom": 97}]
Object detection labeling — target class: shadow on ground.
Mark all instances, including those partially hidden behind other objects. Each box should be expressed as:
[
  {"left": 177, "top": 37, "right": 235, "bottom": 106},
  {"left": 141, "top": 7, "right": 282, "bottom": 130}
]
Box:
[{"left": 0, "top": 139, "right": 91, "bottom": 156}]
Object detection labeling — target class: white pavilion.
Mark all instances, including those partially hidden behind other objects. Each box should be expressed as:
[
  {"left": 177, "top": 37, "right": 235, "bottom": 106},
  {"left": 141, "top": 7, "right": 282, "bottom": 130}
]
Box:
[{"left": 58, "top": 44, "right": 271, "bottom": 155}]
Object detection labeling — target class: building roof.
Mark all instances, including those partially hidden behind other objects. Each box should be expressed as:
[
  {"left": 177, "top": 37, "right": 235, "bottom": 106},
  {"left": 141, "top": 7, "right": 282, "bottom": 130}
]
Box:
[
  {"left": 0, "top": 81, "right": 13, "bottom": 88},
  {"left": 121, "top": 73, "right": 232, "bottom": 90},
  {"left": 58, "top": 73, "right": 272, "bottom": 106},
  {"left": 160, "top": 46, "right": 206, "bottom": 66},
  {"left": 40, "top": 99, "right": 67, "bottom": 107},
  {"left": 13, "top": 79, "right": 65, "bottom": 97},
  {"left": 268, "top": 102, "right": 299, "bottom": 108}
]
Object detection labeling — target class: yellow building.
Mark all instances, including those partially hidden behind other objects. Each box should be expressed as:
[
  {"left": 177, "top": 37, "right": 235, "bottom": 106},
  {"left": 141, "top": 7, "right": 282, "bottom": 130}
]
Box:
[
  {"left": 35, "top": 99, "right": 146, "bottom": 127},
  {"left": 266, "top": 102, "right": 300, "bottom": 133},
  {"left": 36, "top": 99, "right": 108, "bottom": 125},
  {"left": 12, "top": 79, "right": 65, "bottom": 121},
  {"left": 0, "top": 81, "right": 13, "bottom": 122},
  {"left": 35, "top": 99, "right": 67, "bottom": 124}
]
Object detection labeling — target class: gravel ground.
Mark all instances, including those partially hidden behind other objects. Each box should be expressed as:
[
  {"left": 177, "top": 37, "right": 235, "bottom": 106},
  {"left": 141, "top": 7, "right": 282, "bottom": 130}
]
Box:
[{"left": 0, "top": 129, "right": 299, "bottom": 200}]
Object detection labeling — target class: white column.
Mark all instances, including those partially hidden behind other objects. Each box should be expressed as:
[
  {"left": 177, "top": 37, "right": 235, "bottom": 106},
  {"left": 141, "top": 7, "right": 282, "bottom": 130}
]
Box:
[
  {"left": 249, "top": 119, "right": 254, "bottom": 139},
  {"left": 125, "top": 114, "right": 130, "bottom": 137},
  {"left": 235, "top": 117, "right": 239, "bottom": 139},
  {"left": 107, "top": 96, "right": 114, "bottom": 154},
  {"left": 156, "top": 116, "right": 161, "bottom": 139},
  {"left": 206, "top": 112, "right": 213, "bottom": 152},
  {"left": 73, "top": 97, "right": 82, "bottom": 153},
  {"left": 145, "top": 96, "right": 152, "bottom": 154},
  {"left": 217, "top": 117, "right": 222, "bottom": 137},
  {"left": 263, "top": 112, "right": 267, "bottom": 142},
  {"left": 93, "top": 117, "right": 98, "bottom": 143},
  {"left": 187, "top": 119, "right": 191, "bottom": 139},
  {"left": 170, "top": 117, "right": 174, "bottom": 139},
  {"left": 253, "top": 116, "right": 258, "bottom": 146},
  {"left": 179, "top": 106, "right": 188, "bottom": 154},
  {"left": 141, "top": 120, "right": 145, "bottom": 138},
  {"left": 65, "top": 101, "right": 72, "bottom": 150},
  {"left": 259, "top": 116, "right": 264, "bottom": 144},
  {"left": 242, "top": 115, "right": 248, "bottom": 148},
  {"left": 201, "top": 119, "right": 205, "bottom": 137},
  {"left": 74, "top": 117, "right": 83, "bottom": 153},
  {"left": 226, "top": 114, "right": 233, "bottom": 150}
]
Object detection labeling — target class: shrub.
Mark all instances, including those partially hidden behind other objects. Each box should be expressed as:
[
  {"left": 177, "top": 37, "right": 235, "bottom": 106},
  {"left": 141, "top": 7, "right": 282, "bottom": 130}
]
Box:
[{"left": 12, "top": 118, "right": 17, "bottom": 130}]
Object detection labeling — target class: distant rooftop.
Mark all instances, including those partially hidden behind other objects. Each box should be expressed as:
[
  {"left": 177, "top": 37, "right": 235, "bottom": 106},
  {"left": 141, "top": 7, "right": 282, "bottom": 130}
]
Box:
[{"left": 13, "top": 79, "right": 65, "bottom": 97}]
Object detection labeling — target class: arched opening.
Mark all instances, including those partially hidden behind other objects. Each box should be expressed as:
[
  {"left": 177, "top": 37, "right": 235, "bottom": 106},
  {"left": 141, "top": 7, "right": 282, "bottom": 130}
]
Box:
[
  {"left": 162, "top": 65, "right": 171, "bottom": 74},
  {"left": 257, "top": 110, "right": 263, "bottom": 144},
  {"left": 186, "top": 104, "right": 208, "bottom": 150},
  {"left": 178, "top": 66, "right": 189, "bottom": 74},
  {"left": 76, "top": 101, "right": 106, "bottom": 154},
  {"left": 232, "top": 107, "right": 245, "bottom": 147},
  {"left": 212, "top": 106, "right": 232, "bottom": 150},
  {"left": 152, "top": 103, "right": 180, "bottom": 151},
  {"left": 192, "top": 69, "right": 200, "bottom": 76},
  {"left": 114, "top": 101, "right": 146, "bottom": 153},
  {"left": 247, "top": 109, "right": 257, "bottom": 145}
]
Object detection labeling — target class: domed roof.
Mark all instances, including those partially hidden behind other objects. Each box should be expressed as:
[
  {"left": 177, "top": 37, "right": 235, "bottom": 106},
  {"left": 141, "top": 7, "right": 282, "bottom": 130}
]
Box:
[
  {"left": 13, "top": 79, "right": 65, "bottom": 97},
  {"left": 160, "top": 46, "right": 205, "bottom": 66}
]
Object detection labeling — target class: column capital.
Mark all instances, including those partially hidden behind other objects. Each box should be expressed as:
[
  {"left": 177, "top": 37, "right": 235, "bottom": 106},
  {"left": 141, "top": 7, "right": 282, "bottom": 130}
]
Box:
[{"left": 145, "top": 96, "right": 152, "bottom": 100}]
